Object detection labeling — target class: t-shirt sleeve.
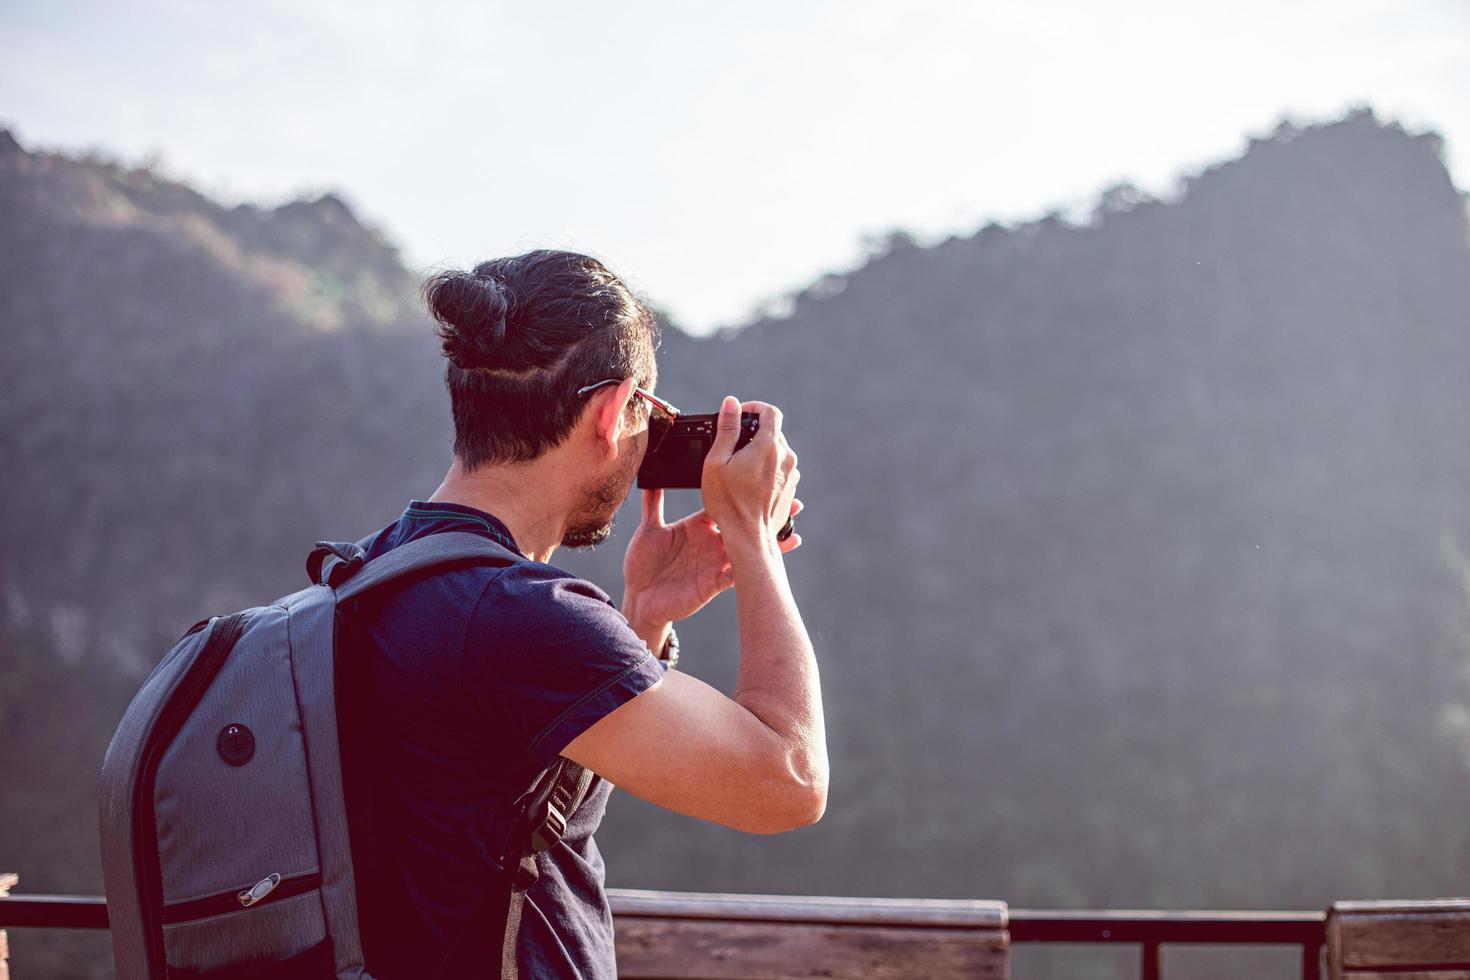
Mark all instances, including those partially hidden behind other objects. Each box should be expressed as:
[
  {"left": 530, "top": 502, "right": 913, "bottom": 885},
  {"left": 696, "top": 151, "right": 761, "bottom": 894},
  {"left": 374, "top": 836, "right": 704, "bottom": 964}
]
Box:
[{"left": 463, "top": 562, "right": 668, "bottom": 769}]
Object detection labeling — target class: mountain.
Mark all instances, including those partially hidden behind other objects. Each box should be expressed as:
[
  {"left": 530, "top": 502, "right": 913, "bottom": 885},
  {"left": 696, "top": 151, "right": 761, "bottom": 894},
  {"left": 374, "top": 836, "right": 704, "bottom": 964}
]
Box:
[
  {"left": 0, "top": 128, "right": 444, "bottom": 663},
  {"left": 3, "top": 110, "right": 1469, "bottom": 980},
  {"left": 631, "top": 112, "right": 1470, "bottom": 913}
]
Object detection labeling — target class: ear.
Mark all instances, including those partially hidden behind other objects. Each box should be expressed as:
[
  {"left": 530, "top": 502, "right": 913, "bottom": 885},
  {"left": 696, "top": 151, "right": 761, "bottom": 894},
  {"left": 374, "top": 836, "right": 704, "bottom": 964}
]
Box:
[{"left": 592, "top": 377, "right": 638, "bottom": 461}]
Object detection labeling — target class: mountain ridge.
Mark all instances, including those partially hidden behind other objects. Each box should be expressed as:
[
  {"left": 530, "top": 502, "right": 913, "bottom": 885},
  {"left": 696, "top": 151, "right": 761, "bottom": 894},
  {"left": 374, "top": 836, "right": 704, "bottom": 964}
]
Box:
[{"left": 0, "top": 127, "right": 419, "bottom": 332}]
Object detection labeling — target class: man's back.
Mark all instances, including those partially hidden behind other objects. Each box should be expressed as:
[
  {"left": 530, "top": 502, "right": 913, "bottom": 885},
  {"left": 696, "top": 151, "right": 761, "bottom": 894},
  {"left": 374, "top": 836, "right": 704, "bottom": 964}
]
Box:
[{"left": 336, "top": 500, "right": 666, "bottom": 978}]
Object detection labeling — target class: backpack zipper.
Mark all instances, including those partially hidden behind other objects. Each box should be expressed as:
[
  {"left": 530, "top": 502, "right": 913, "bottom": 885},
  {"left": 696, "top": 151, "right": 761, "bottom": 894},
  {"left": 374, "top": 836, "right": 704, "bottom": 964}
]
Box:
[
  {"left": 160, "top": 870, "right": 321, "bottom": 925},
  {"left": 133, "top": 611, "right": 250, "bottom": 974}
]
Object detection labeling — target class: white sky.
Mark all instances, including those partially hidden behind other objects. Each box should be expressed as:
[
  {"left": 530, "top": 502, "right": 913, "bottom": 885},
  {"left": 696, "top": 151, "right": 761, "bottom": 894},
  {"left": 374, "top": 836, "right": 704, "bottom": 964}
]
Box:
[{"left": 3, "top": 0, "right": 1468, "bottom": 334}]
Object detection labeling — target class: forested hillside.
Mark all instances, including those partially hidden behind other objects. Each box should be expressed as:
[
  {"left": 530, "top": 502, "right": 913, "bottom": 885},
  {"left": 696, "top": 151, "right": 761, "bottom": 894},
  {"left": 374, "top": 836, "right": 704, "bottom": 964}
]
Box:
[{"left": 3, "top": 110, "right": 1469, "bottom": 979}]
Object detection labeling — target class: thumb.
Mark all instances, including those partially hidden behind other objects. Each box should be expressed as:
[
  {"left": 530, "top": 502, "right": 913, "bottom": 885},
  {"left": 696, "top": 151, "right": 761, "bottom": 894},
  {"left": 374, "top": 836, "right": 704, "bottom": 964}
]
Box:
[
  {"left": 640, "top": 487, "right": 664, "bottom": 527},
  {"left": 708, "top": 395, "right": 742, "bottom": 460}
]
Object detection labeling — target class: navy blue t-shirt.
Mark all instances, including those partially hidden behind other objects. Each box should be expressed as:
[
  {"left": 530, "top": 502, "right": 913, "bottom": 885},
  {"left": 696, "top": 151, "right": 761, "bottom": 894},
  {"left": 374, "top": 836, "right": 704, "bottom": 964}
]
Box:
[{"left": 336, "top": 500, "right": 667, "bottom": 979}]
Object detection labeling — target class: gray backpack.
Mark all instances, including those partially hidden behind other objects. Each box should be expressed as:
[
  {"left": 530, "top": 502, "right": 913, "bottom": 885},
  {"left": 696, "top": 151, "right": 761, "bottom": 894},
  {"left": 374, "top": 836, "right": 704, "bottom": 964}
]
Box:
[{"left": 99, "top": 531, "right": 594, "bottom": 979}]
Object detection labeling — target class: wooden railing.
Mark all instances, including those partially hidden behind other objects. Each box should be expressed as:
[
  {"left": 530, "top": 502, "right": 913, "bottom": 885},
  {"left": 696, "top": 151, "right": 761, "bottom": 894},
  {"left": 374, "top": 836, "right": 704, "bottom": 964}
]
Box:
[
  {"left": 611, "top": 890, "right": 1008, "bottom": 978},
  {"left": 3, "top": 879, "right": 1468, "bottom": 979},
  {"left": 1326, "top": 899, "right": 1470, "bottom": 978}
]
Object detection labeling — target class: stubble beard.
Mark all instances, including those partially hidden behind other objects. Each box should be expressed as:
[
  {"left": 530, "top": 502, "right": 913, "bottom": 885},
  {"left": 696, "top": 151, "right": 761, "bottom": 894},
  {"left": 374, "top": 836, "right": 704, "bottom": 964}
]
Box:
[{"left": 560, "top": 435, "right": 642, "bottom": 550}]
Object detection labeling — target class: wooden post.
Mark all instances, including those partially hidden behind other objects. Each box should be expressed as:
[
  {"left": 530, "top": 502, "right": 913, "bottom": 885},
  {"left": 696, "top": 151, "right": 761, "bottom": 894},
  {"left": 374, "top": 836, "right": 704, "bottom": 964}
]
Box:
[
  {"left": 610, "top": 889, "right": 1009, "bottom": 979},
  {"left": 1326, "top": 899, "right": 1470, "bottom": 979},
  {"left": 0, "top": 873, "right": 17, "bottom": 980}
]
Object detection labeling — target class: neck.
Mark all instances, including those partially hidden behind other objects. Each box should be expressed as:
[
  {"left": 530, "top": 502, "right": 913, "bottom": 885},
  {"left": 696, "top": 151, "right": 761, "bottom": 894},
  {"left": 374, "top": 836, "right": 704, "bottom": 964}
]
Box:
[{"left": 426, "top": 457, "right": 570, "bottom": 563}]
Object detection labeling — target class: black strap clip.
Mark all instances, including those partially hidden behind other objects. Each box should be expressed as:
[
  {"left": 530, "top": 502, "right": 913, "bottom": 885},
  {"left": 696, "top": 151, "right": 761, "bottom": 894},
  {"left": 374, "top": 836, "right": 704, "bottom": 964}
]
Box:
[
  {"left": 520, "top": 760, "right": 591, "bottom": 858},
  {"left": 528, "top": 800, "right": 569, "bottom": 853},
  {"left": 306, "top": 540, "right": 367, "bottom": 588}
]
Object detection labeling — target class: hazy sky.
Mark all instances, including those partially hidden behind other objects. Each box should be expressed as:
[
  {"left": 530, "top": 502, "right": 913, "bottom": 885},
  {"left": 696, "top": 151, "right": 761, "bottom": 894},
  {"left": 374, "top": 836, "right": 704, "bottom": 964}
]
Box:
[{"left": 3, "top": 0, "right": 1468, "bottom": 333}]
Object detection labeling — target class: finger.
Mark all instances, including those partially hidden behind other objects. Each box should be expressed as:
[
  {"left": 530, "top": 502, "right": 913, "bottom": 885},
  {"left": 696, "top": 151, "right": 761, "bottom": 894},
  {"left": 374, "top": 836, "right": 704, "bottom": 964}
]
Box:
[
  {"left": 790, "top": 498, "right": 804, "bottom": 517},
  {"left": 774, "top": 471, "right": 800, "bottom": 528},
  {"left": 707, "top": 395, "right": 742, "bottom": 461},
  {"left": 737, "top": 400, "right": 782, "bottom": 443},
  {"left": 778, "top": 532, "right": 803, "bottom": 553},
  {"left": 640, "top": 487, "right": 665, "bottom": 526},
  {"left": 717, "top": 564, "right": 736, "bottom": 591}
]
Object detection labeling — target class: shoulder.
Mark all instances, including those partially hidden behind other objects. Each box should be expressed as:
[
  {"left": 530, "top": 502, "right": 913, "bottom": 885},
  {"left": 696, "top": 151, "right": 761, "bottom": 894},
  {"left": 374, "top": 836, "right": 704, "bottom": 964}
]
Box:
[
  {"left": 469, "top": 559, "right": 640, "bottom": 658},
  {"left": 481, "top": 558, "right": 615, "bottom": 607},
  {"left": 460, "top": 559, "right": 666, "bottom": 768}
]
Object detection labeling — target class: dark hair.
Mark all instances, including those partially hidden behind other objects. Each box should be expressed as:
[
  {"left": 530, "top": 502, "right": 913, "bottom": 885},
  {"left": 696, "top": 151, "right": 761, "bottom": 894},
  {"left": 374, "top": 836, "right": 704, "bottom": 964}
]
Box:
[{"left": 422, "top": 250, "right": 658, "bottom": 468}]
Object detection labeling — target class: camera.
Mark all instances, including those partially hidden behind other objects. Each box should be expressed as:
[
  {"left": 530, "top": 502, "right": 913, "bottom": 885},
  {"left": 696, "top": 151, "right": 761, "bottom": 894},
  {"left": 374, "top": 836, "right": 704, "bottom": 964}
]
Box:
[{"left": 637, "top": 412, "right": 760, "bottom": 489}]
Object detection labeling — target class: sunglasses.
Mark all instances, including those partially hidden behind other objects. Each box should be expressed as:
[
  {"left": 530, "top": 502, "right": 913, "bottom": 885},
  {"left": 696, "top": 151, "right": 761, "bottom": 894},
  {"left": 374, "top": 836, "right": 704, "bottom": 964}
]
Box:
[{"left": 576, "top": 379, "right": 681, "bottom": 454}]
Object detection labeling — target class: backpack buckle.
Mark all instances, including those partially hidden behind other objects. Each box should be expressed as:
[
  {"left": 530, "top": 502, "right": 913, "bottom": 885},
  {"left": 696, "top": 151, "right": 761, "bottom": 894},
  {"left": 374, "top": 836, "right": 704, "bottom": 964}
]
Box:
[
  {"left": 528, "top": 800, "right": 568, "bottom": 853},
  {"left": 306, "top": 541, "right": 367, "bottom": 588}
]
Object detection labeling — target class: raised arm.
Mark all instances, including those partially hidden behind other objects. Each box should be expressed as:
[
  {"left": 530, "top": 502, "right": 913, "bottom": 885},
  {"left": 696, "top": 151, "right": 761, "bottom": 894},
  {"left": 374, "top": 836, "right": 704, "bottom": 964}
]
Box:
[{"left": 561, "top": 398, "right": 827, "bottom": 834}]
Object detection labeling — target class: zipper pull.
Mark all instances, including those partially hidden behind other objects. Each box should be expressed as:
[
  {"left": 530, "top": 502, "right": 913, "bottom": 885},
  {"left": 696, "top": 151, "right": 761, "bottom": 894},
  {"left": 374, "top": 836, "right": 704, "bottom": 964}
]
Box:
[{"left": 238, "top": 873, "right": 281, "bottom": 907}]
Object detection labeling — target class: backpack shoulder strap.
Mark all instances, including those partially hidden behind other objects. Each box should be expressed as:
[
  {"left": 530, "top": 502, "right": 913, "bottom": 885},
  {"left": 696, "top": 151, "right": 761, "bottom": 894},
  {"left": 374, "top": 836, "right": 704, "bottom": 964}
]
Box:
[
  {"left": 496, "top": 759, "right": 596, "bottom": 979},
  {"left": 310, "top": 531, "right": 525, "bottom": 603},
  {"left": 438, "top": 760, "right": 596, "bottom": 979}
]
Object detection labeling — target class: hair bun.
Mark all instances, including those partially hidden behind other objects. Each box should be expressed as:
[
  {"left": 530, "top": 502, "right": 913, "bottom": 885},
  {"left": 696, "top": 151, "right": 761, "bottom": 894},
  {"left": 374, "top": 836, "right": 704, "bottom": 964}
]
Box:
[{"left": 423, "top": 269, "right": 515, "bottom": 371}]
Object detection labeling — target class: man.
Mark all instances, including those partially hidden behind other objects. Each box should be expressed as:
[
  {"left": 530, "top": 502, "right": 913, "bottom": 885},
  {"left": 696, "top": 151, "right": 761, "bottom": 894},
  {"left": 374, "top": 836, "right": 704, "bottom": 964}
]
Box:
[{"left": 337, "top": 249, "right": 827, "bottom": 978}]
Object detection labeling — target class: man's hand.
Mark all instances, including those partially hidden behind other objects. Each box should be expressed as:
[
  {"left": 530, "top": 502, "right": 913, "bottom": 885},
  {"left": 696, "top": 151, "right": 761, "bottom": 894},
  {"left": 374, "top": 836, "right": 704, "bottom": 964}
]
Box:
[
  {"left": 700, "top": 396, "right": 802, "bottom": 558},
  {"left": 621, "top": 484, "right": 801, "bottom": 638}
]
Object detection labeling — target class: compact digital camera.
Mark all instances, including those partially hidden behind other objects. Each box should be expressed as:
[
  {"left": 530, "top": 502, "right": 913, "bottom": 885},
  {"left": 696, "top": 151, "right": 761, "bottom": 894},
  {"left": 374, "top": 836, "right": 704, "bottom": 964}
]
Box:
[{"left": 637, "top": 412, "right": 761, "bottom": 489}]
